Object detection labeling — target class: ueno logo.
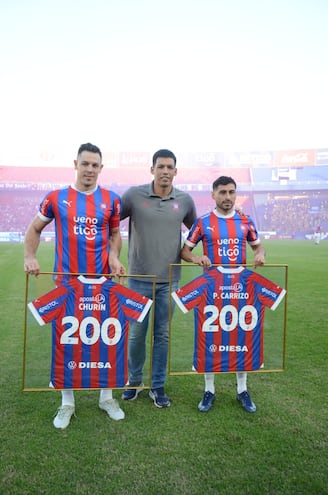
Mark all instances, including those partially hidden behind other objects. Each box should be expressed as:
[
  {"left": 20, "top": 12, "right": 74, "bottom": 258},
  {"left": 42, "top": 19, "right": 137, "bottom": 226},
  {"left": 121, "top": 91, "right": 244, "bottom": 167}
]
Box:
[
  {"left": 216, "top": 238, "right": 240, "bottom": 261},
  {"left": 73, "top": 216, "right": 98, "bottom": 241}
]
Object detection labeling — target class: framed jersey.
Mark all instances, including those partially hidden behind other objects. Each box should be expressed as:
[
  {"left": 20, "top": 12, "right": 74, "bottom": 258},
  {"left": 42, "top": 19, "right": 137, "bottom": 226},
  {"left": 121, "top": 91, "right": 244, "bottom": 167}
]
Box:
[
  {"left": 26, "top": 275, "right": 153, "bottom": 390},
  {"left": 171, "top": 266, "right": 286, "bottom": 373}
]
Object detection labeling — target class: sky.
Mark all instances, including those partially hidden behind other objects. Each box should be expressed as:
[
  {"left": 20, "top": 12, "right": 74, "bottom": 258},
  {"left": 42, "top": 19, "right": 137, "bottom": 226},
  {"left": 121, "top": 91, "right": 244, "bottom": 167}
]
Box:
[{"left": 0, "top": 0, "right": 327, "bottom": 166}]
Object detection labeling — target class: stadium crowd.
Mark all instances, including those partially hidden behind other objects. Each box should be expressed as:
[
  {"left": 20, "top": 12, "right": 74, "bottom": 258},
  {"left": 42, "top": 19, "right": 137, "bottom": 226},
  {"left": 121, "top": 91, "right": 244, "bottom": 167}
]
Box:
[
  {"left": 257, "top": 196, "right": 328, "bottom": 237},
  {"left": 0, "top": 188, "right": 327, "bottom": 239}
]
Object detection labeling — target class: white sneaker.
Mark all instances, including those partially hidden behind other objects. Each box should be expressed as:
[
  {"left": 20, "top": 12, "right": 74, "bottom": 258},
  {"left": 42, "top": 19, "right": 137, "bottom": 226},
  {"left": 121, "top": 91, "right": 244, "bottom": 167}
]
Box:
[
  {"left": 99, "top": 399, "right": 125, "bottom": 421},
  {"left": 53, "top": 405, "right": 75, "bottom": 429}
]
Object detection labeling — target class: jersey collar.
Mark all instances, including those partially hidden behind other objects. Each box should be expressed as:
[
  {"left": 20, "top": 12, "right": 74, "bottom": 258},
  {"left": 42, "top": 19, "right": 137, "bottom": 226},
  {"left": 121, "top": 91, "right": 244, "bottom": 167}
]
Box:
[
  {"left": 71, "top": 184, "right": 99, "bottom": 195},
  {"left": 213, "top": 208, "right": 236, "bottom": 219},
  {"left": 215, "top": 266, "right": 245, "bottom": 274},
  {"left": 77, "top": 275, "right": 107, "bottom": 284}
]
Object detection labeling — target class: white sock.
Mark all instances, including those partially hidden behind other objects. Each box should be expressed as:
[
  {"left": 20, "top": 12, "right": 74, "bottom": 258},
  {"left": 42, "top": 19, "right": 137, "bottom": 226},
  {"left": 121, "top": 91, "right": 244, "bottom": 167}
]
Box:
[
  {"left": 99, "top": 389, "right": 113, "bottom": 402},
  {"left": 204, "top": 373, "right": 215, "bottom": 394},
  {"left": 236, "top": 372, "right": 247, "bottom": 394},
  {"left": 61, "top": 390, "right": 75, "bottom": 407}
]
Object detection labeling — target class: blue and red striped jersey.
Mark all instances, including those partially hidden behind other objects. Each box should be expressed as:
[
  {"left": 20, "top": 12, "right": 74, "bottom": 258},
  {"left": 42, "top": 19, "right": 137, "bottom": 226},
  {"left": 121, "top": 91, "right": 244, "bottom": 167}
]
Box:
[
  {"left": 28, "top": 276, "right": 153, "bottom": 389},
  {"left": 38, "top": 185, "right": 121, "bottom": 275},
  {"left": 185, "top": 209, "right": 259, "bottom": 264},
  {"left": 172, "top": 267, "right": 286, "bottom": 373}
]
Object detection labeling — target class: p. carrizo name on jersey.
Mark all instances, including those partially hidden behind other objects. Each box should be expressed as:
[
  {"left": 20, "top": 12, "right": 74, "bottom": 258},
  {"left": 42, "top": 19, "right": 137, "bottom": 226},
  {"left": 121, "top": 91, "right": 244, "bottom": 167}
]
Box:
[{"left": 221, "top": 292, "right": 249, "bottom": 299}]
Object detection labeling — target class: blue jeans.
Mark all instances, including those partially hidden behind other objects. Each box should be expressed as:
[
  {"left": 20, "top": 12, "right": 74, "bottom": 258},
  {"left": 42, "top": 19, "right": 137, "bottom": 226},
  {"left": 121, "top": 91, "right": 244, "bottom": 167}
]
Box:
[{"left": 127, "top": 279, "right": 178, "bottom": 389}]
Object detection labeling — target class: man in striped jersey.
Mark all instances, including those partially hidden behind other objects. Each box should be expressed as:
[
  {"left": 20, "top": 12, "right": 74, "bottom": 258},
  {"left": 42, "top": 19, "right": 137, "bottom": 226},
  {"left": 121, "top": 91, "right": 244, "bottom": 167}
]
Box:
[
  {"left": 180, "top": 176, "right": 266, "bottom": 413},
  {"left": 24, "top": 143, "right": 126, "bottom": 428}
]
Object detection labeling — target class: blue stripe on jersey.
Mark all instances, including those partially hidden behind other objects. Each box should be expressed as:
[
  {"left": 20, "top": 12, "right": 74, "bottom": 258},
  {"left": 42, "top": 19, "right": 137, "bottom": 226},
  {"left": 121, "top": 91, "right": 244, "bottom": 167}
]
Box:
[
  {"left": 80, "top": 295, "right": 92, "bottom": 389},
  {"left": 56, "top": 189, "right": 70, "bottom": 273}
]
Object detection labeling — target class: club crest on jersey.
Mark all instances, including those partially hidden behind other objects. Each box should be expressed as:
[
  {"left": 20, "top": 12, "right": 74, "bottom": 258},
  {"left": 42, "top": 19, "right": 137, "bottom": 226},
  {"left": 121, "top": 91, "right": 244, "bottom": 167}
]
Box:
[{"left": 172, "top": 202, "right": 179, "bottom": 210}]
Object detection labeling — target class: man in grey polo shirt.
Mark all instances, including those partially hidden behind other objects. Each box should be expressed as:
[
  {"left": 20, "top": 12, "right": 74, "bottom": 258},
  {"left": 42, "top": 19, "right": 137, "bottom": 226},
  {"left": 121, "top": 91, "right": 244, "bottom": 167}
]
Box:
[{"left": 121, "top": 149, "right": 197, "bottom": 407}]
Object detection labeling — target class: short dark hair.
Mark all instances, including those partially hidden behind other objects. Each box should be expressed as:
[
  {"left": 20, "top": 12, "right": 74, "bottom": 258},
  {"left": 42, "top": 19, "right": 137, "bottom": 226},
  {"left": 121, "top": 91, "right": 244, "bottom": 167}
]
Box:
[
  {"left": 152, "top": 149, "right": 177, "bottom": 167},
  {"left": 77, "top": 143, "right": 102, "bottom": 160},
  {"left": 212, "top": 176, "right": 237, "bottom": 190}
]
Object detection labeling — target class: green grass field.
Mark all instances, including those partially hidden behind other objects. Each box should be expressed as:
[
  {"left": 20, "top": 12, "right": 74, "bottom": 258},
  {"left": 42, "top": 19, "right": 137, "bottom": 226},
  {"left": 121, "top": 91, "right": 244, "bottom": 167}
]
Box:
[{"left": 0, "top": 240, "right": 327, "bottom": 495}]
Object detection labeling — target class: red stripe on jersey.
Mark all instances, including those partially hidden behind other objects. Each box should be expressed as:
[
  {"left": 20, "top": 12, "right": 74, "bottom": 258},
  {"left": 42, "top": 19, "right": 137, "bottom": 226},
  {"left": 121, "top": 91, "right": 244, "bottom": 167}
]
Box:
[
  {"left": 242, "top": 282, "right": 257, "bottom": 371},
  {"left": 228, "top": 296, "right": 239, "bottom": 371},
  {"left": 105, "top": 288, "right": 120, "bottom": 388},
  {"left": 109, "top": 194, "right": 121, "bottom": 230},
  {"left": 240, "top": 214, "right": 251, "bottom": 263},
  {"left": 99, "top": 189, "right": 111, "bottom": 275},
  {"left": 73, "top": 290, "right": 88, "bottom": 389},
  {"left": 201, "top": 215, "right": 212, "bottom": 259}
]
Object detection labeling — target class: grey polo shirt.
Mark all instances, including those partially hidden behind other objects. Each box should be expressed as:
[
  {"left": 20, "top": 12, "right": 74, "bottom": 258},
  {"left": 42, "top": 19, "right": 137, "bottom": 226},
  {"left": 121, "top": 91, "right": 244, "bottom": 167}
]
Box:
[{"left": 121, "top": 182, "right": 197, "bottom": 283}]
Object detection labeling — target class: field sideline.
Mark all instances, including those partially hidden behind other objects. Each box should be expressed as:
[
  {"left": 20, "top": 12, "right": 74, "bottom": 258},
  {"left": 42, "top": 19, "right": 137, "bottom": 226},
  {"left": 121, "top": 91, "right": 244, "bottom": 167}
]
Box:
[{"left": 0, "top": 240, "right": 327, "bottom": 495}]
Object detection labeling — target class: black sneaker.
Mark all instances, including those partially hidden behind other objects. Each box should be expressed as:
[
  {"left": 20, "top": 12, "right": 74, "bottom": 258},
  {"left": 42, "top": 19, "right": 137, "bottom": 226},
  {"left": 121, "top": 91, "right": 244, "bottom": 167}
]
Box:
[
  {"left": 122, "top": 383, "right": 144, "bottom": 401},
  {"left": 149, "top": 387, "right": 170, "bottom": 408},
  {"left": 237, "top": 390, "right": 256, "bottom": 413},
  {"left": 198, "top": 391, "right": 215, "bottom": 412}
]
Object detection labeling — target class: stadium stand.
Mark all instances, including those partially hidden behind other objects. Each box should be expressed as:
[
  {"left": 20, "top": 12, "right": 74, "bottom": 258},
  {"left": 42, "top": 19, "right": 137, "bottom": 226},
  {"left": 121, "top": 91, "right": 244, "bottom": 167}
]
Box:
[{"left": 1, "top": 151, "right": 327, "bottom": 240}]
